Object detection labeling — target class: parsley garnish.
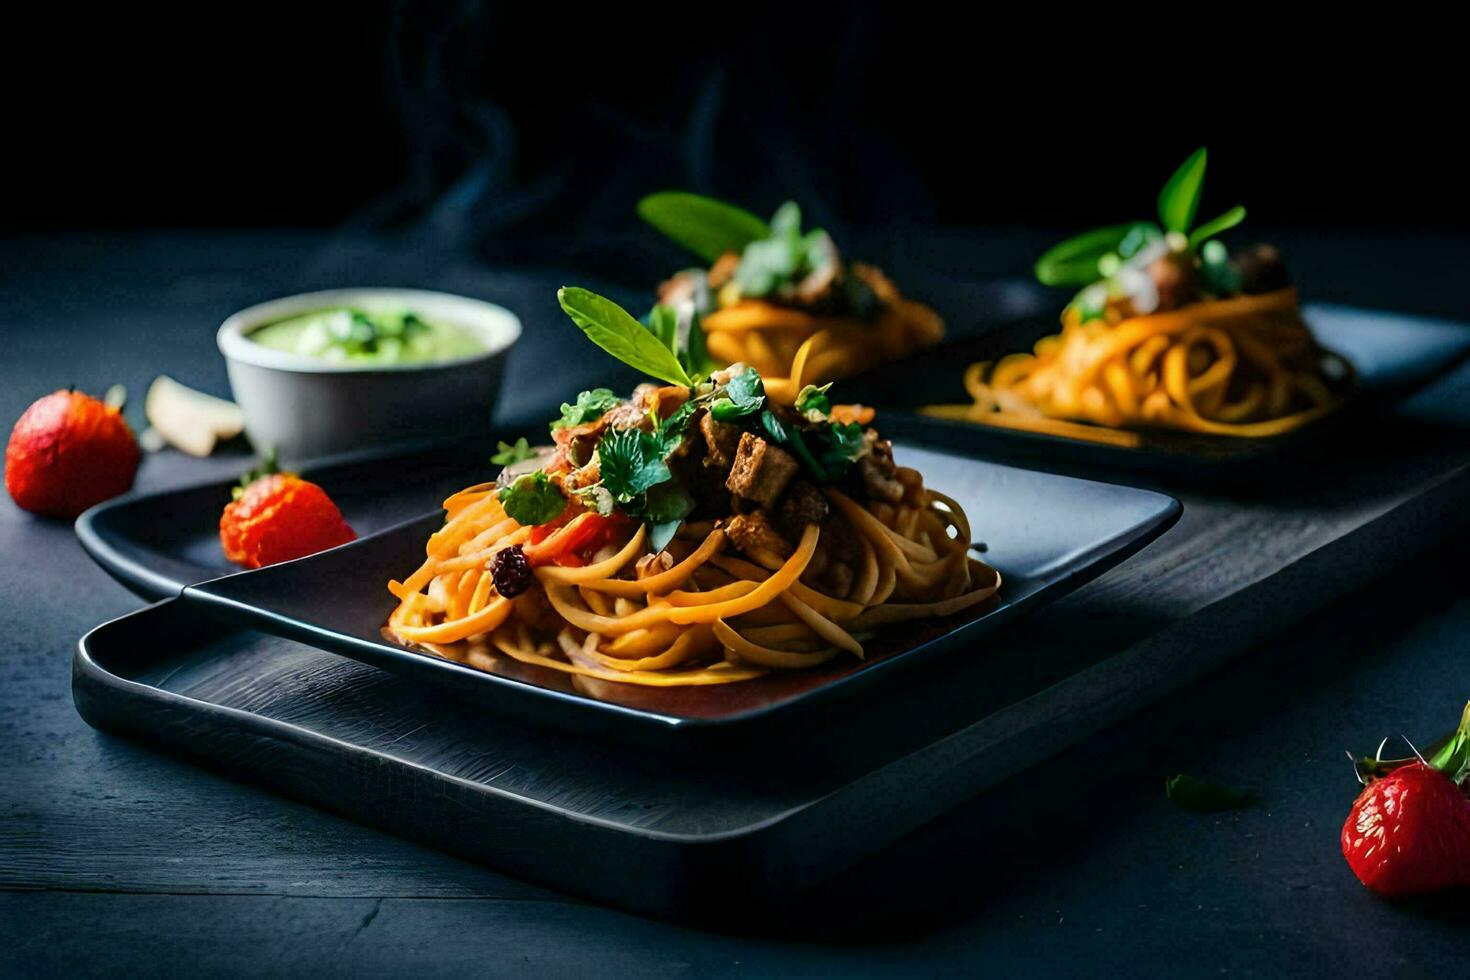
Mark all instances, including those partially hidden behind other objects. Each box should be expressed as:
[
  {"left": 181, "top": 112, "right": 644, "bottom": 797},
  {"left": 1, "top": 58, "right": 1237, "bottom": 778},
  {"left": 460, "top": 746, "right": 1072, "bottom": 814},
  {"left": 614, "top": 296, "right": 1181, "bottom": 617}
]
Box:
[
  {"left": 551, "top": 389, "right": 621, "bottom": 433},
  {"left": 497, "top": 471, "right": 567, "bottom": 526},
  {"left": 491, "top": 437, "right": 536, "bottom": 466}
]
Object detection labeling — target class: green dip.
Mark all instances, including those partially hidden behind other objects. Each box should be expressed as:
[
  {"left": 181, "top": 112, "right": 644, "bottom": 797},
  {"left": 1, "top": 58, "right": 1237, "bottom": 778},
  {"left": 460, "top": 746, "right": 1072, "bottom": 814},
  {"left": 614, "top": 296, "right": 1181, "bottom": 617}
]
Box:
[{"left": 248, "top": 308, "right": 485, "bottom": 365}]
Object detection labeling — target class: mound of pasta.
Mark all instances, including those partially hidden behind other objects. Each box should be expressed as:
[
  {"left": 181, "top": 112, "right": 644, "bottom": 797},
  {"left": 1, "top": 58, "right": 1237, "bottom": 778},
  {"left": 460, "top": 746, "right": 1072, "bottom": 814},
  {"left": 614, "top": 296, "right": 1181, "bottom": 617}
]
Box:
[
  {"left": 387, "top": 364, "right": 998, "bottom": 688},
  {"left": 925, "top": 149, "right": 1351, "bottom": 444},
  {"left": 640, "top": 193, "right": 944, "bottom": 404}
]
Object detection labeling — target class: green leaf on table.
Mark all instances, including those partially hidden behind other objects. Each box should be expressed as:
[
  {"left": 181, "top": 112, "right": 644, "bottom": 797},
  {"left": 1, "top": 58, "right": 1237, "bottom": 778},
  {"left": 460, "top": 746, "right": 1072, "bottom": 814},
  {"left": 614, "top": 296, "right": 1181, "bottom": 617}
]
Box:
[
  {"left": 1165, "top": 773, "right": 1254, "bottom": 813},
  {"left": 1189, "top": 205, "right": 1247, "bottom": 248},
  {"left": 558, "top": 287, "right": 693, "bottom": 387},
  {"left": 496, "top": 471, "right": 567, "bottom": 526},
  {"left": 1157, "top": 147, "right": 1208, "bottom": 235},
  {"left": 491, "top": 437, "right": 536, "bottom": 465},
  {"left": 1034, "top": 223, "right": 1150, "bottom": 286},
  {"left": 636, "top": 191, "right": 770, "bottom": 264},
  {"left": 550, "top": 388, "right": 622, "bottom": 432}
]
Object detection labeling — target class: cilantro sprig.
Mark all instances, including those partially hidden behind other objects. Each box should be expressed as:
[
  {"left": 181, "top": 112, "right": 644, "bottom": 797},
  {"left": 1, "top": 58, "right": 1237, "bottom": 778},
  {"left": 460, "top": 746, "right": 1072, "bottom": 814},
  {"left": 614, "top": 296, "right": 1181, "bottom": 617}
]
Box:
[
  {"left": 551, "top": 388, "right": 621, "bottom": 433},
  {"left": 497, "top": 471, "right": 567, "bottom": 526}
]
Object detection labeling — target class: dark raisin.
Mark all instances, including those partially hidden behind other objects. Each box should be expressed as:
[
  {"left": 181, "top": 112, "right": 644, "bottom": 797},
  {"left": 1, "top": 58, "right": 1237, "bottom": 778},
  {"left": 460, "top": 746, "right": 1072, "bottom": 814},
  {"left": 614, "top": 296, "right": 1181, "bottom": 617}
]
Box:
[{"left": 490, "top": 544, "right": 533, "bottom": 598}]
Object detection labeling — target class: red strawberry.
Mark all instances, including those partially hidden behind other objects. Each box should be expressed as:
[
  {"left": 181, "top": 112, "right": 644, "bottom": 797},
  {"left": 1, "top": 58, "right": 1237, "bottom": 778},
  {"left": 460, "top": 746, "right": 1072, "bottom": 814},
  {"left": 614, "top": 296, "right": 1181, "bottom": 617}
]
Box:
[
  {"left": 6, "top": 388, "right": 140, "bottom": 518},
  {"left": 1341, "top": 703, "right": 1470, "bottom": 898},
  {"left": 220, "top": 452, "right": 355, "bottom": 569}
]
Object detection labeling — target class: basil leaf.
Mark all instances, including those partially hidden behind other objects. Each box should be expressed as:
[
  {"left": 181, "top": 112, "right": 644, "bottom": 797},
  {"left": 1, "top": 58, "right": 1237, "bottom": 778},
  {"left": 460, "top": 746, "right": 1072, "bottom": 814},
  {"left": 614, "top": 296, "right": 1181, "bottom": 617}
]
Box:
[
  {"left": 551, "top": 388, "right": 621, "bottom": 432},
  {"left": 645, "top": 304, "right": 679, "bottom": 352},
  {"left": 782, "top": 426, "right": 829, "bottom": 483},
  {"left": 1164, "top": 773, "right": 1254, "bottom": 813},
  {"left": 643, "top": 479, "right": 694, "bottom": 524},
  {"left": 491, "top": 437, "right": 536, "bottom": 465},
  {"left": 558, "top": 287, "right": 694, "bottom": 387},
  {"left": 598, "top": 428, "right": 671, "bottom": 502},
  {"left": 1034, "top": 223, "right": 1146, "bottom": 287},
  {"left": 1189, "top": 205, "right": 1247, "bottom": 248},
  {"left": 1157, "top": 147, "right": 1208, "bottom": 235},
  {"left": 497, "top": 472, "right": 567, "bottom": 526},
  {"left": 636, "top": 191, "right": 770, "bottom": 264}
]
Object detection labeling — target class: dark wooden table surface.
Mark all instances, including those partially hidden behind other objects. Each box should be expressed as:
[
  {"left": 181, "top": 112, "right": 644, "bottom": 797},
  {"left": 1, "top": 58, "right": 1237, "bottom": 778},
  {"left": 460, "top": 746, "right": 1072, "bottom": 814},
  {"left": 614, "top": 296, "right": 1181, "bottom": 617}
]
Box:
[{"left": 2, "top": 231, "right": 1468, "bottom": 977}]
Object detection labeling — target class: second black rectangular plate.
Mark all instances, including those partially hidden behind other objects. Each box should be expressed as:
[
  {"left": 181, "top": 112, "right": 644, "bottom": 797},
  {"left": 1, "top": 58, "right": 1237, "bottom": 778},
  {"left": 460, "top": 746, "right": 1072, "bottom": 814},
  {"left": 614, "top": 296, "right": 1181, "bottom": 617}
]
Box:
[
  {"left": 175, "top": 444, "right": 1179, "bottom": 749},
  {"left": 840, "top": 303, "right": 1470, "bottom": 477}
]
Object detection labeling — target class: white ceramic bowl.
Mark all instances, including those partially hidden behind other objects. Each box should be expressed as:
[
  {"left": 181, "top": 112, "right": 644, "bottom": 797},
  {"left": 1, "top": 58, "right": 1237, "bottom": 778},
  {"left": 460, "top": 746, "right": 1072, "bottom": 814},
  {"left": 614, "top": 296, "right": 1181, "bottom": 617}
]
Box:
[{"left": 218, "top": 288, "right": 521, "bottom": 460}]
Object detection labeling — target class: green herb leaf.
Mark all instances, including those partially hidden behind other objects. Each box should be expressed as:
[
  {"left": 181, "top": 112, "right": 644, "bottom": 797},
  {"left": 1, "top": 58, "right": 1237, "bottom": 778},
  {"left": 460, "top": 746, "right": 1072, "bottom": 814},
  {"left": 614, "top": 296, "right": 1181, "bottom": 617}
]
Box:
[
  {"left": 648, "top": 303, "right": 716, "bottom": 382},
  {"left": 558, "top": 288, "right": 693, "bottom": 387},
  {"left": 648, "top": 518, "right": 684, "bottom": 555},
  {"left": 645, "top": 304, "right": 678, "bottom": 352},
  {"left": 1198, "top": 240, "right": 1240, "bottom": 296},
  {"left": 732, "top": 201, "right": 834, "bottom": 298},
  {"left": 759, "top": 408, "right": 788, "bottom": 445},
  {"left": 573, "top": 484, "right": 616, "bottom": 517},
  {"left": 1035, "top": 223, "right": 1149, "bottom": 287},
  {"left": 598, "top": 428, "right": 672, "bottom": 503},
  {"left": 1157, "top": 147, "right": 1208, "bottom": 235},
  {"left": 636, "top": 191, "right": 770, "bottom": 264},
  {"left": 652, "top": 400, "right": 697, "bottom": 457},
  {"left": 813, "top": 421, "right": 865, "bottom": 479},
  {"left": 551, "top": 388, "right": 622, "bottom": 433},
  {"left": 491, "top": 437, "right": 536, "bottom": 466},
  {"left": 643, "top": 479, "right": 694, "bottom": 524},
  {"left": 1164, "top": 773, "right": 1254, "bottom": 813},
  {"left": 1189, "top": 205, "right": 1247, "bottom": 248},
  {"left": 497, "top": 471, "right": 567, "bottom": 526},
  {"left": 795, "top": 383, "right": 832, "bottom": 416}
]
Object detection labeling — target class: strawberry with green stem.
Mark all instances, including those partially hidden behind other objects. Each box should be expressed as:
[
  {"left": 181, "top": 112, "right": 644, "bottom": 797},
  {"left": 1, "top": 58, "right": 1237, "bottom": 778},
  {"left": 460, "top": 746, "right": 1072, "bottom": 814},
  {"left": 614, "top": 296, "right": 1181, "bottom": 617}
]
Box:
[{"left": 1341, "top": 701, "right": 1470, "bottom": 897}]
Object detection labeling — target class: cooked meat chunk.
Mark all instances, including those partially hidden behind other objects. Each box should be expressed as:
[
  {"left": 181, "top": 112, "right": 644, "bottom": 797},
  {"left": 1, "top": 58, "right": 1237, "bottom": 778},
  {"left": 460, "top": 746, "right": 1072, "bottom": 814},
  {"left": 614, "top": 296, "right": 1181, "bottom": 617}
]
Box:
[
  {"left": 601, "top": 402, "right": 649, "bottom": 432},
  {"left": 724, "top": 512, "right": 792, "bottom": 559},
  {"left": 776, "top": 480, "right": 829, "bottom": 539},
  {"left": 858, "top": 434, "right": 904, "bottom": 503},
  {"left": 726, "top": 433, "right": 798, "bottom": 508},
  {"left": 701, "top": 412, "right": 743, "bottom": 470},
  {"left": 800, "top": 512, "right": 863, "bottom": 598}
]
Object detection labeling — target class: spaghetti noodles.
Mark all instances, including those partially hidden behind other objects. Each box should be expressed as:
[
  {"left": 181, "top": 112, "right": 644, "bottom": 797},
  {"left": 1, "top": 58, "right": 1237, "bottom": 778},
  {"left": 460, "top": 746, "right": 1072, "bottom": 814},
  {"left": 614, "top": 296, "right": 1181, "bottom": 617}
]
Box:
[
  {"left": 386, "top": 359, "right": 998, "bottom": 688},
  {"left": 925, "top": 149, "right": 1352, "bottom": 443},
  {"left": 926, "top": 288, "right": 1351, "bottom": 445}
]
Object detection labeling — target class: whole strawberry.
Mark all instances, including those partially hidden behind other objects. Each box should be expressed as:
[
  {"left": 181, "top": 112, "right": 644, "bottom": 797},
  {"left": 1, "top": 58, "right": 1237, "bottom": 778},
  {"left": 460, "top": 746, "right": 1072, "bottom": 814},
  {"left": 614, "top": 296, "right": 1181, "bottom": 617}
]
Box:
[
  {"left": 1341, "top": 703, "right": 1470, "bottom": 898},
  {"left": 6, "top": 388, "right": 141, "bottom": 518},
  {"left": 220, "top": 452, "right": 356, "bottom": 569}
]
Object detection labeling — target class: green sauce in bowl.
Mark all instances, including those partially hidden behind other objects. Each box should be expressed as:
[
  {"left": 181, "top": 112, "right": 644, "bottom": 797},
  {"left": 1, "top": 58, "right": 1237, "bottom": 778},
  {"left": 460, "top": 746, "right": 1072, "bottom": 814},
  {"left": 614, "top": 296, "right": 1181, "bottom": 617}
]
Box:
[{"left": 248, "top": 308, "right": 485, "bottom": 365}]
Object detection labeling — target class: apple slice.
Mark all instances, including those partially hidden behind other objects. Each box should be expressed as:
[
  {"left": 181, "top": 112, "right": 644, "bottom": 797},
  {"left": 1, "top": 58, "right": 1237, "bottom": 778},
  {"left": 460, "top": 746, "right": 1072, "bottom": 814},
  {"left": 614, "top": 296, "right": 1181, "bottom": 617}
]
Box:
[{"left": 144, "top": 375, "right": 246, "bottom": 457}]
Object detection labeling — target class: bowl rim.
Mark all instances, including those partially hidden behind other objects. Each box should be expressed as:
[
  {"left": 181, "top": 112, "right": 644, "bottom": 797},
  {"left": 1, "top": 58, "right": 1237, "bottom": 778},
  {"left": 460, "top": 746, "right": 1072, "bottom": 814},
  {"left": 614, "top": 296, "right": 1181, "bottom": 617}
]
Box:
[{"left": 217, "top": 287, "right": 522, "bottom": 375}]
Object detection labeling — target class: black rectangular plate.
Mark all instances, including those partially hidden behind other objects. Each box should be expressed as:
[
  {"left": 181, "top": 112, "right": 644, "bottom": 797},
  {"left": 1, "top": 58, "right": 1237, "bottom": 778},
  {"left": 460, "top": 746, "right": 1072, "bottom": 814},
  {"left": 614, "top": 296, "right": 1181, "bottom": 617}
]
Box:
[
  {"left": 839, "top": 304, "right": 1470, "bottom": 477},
  {"left": 169, "top": 445, "right": 1177, "bottom": 748}
]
